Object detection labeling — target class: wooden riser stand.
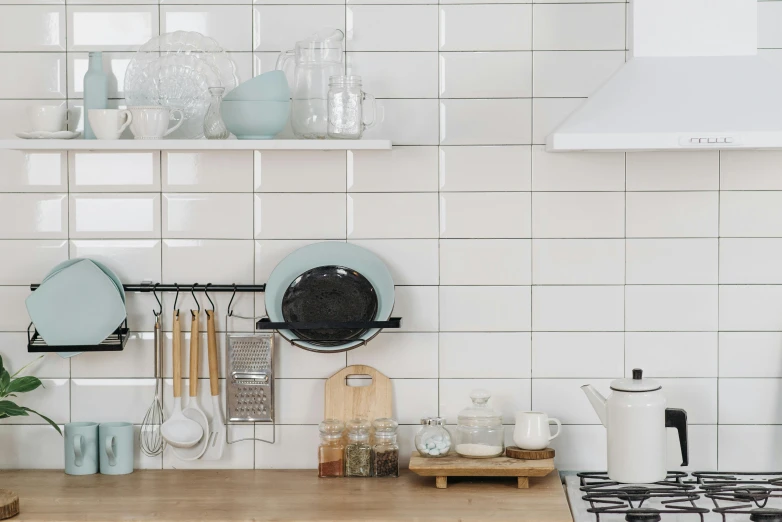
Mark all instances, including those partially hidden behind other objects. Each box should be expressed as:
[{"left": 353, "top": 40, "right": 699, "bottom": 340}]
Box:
[{"left": 409, "top": 452, "right": 556, "bottom": 490}]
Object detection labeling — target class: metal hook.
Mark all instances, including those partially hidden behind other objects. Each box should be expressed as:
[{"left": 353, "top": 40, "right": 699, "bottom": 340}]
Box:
[
  {"left": 152, "top": 283, "right": 162, "bottom": 317},
  {"left": 227, "top": 284, "right": 237, "bottom": 317},
  {"left": 204, "top": 283, "right": 215, "bottom": 312},
  {"left": 191, "top": 284, "right": 200, "bottom": 313},
  {"left": 173, "top": 284, "right": 180, "bottom": 315}
]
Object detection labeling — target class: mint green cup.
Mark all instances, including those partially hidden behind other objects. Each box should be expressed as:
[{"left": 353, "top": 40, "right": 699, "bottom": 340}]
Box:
[
  {"left": 99, "top": 422, "right": 134, "bottom": 475},
  {"left": 65, "top": 422, "right": 99, "bottom": 475}
]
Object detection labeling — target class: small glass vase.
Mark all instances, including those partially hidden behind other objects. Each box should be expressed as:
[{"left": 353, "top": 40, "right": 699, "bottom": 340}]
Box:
[{"left": 204, "top": 87, "right": 230, "bottom": 140}]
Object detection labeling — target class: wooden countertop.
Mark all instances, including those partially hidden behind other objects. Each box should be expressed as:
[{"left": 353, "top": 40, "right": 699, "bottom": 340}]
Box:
[{"left": 0, "top": 469, "right": 573, "bottom": 522}]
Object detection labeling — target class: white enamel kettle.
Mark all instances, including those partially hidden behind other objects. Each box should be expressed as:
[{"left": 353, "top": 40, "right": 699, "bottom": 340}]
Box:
[{"left": 582, "top": 368, "right": 688, "bottom": 484}]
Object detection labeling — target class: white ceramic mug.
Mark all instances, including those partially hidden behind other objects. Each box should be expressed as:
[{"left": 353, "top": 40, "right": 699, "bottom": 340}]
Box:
[
  {"left": 27, "top": 105, "right": 70, "bottom": 132},
  {"left": 513, "top": 411, "right": 562, "bottom": 451},
  {"left": 88, "top": 109, "right": 133, "bottom": 140},
  {"left": 128, "top": 106, "right": 184, "bottom": 139}
]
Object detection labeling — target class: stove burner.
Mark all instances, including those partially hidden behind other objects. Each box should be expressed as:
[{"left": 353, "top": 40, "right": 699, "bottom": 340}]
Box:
[
  {"left": 751, "top": 508, "right": 782, "bottom": 522},
  {"left": 625, "top": 509, "right": 662, "bottom": 522}
]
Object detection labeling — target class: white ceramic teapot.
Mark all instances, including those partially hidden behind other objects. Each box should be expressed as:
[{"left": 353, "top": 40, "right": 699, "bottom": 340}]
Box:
[{"left": 582, "top": 368, "right": 688, "bottom": 483}]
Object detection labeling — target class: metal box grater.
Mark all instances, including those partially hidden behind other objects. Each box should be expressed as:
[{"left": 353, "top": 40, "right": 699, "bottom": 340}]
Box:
[{"left": 226, "top": 333, "right": 274, "bottom": 422}]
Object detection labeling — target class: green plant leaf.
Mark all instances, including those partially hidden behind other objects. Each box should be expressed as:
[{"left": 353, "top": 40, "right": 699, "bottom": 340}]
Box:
[
  {"left": 7, "top": 376, "right": 42, "bottom": 394},
  {"left": 22, "top": 407, "right": 61, "bottom": 436},
  {"left": 0, "top": 371, "right": 10, "bottom": 395},
  {"left": 0, "top": 355, "right": 4, "bottom": 378},
  {"left": 0, "top": 400, "right": 28, "bottom": 417}
]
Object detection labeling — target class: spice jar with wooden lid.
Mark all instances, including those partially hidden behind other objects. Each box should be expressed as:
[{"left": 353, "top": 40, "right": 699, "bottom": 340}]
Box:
[
  {"left": 344, "top": 418, "right": 373, "bottom": 477},
  {"left": 372, "top": 418, "right": 399, "bottom": 477},
  {"left": 318, "top": 419, "right": 345, "bottom": 478}
]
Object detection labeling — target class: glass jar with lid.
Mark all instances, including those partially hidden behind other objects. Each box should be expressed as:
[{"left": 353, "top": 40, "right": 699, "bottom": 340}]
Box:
[
  {"left": 455, "top": 390, "right": 504, "bottom": 458},
  {"left": 415, "top": 417, "right": 452, "bottom": 457},
  {"left": 318, "top": 419, "right": 345, "bottom": 478},
  {"left": 372, "top": 418, "right": 399, "bottom": 477},
  {"left": 344, "top": 418, "right": 372, "bottom": 477}
]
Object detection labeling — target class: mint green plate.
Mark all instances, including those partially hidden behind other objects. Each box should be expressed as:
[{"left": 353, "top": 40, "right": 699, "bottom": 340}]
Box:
[
  {"left": 44, "top": 258, "right": 125, "bottom": 303},
  {"left": 26, "top": 260, "right": 127, "bottom": 349}
]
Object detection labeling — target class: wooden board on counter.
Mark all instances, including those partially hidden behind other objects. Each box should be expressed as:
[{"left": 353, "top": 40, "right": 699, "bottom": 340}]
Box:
[
  {"left": 0, "top": 469, "right": 573, "bottom": 522},
  {"left": 409, "top": 451, "right": 556, "bottom": 490},
  {"left": 324, "top": 365, "right": 392, "bottom": 423}
]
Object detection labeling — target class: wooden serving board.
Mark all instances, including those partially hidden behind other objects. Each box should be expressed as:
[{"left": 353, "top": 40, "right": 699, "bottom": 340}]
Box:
[
  {"left": 324, "top": 365, "right": 392, "bottom": 423},
  {"left": 0, "top": 489, "right": 19, "bottom": 520},
  {"left": 506, "top": 446, "right": 556, "bottom": 460},
  {"left": 409, "top": 451, "right": 555, "bottom": 490}
]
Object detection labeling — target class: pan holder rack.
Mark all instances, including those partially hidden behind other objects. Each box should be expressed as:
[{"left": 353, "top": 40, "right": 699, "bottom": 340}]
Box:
[{"left": 26, "top": 282, "right": 402, "bottom": 353}]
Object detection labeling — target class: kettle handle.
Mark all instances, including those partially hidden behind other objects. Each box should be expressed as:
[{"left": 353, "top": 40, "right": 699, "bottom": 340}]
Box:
[{"left": 665, "top": 408, "right": 688, "bottom": 466}]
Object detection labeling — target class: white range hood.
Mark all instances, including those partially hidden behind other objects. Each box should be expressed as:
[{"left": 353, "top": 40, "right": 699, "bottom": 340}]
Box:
[{"left": 546, "top": 0, "right": 782, "bottom": 152}]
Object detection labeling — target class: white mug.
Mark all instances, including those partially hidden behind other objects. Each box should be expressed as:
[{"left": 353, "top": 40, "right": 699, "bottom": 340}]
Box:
[
  {"left": 513, "top": 411, "right": 562, "bottom": 451},
  {"left": 128, "top": 106, "right": 184, "bottom": 139},
  {"left": 88, "top": 109, "right": 133, "bottom": 140},
  {"left": 27, "top": 105, "right": 70, "bottom": 133}
]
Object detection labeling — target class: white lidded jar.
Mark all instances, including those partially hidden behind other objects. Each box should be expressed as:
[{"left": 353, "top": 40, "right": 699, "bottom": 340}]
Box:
[
  {"left": 582, "top": 368, "right": 688, "bottom": 484},
  {"left": 455, "top": 390, "right": 504, "bottom": 458}
]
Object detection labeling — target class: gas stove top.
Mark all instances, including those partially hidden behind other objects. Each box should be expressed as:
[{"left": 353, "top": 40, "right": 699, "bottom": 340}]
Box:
[{"left": 566, "top": 472, "right": 782, "bottom": 522}]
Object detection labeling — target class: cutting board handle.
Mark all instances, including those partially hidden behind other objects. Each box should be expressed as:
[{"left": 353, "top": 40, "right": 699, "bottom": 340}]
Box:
[{"left": 324, "top": 365, "right": 393, "bottom": 423}]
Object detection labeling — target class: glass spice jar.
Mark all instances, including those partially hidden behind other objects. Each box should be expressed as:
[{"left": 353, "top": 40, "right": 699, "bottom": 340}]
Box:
[
  {"left": 318, "top": 419, "right": 345, "bottom": 478},
  {"left": 372, "top": 418, "right": 399, "bottom": 478},
  {"left": 415, "top": 417, "right": 452, "bottom": 457},
  {"left": 344, "top": 418, "right": 372, "bottom": 477}
]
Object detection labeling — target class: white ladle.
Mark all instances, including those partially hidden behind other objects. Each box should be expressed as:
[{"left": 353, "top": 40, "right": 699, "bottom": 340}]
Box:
[
  {"left": 161, "top": 310, "right": 203, "bottom": 449},
  {"left": 173, "top": 310, "right": 209, "bottom": 460}
]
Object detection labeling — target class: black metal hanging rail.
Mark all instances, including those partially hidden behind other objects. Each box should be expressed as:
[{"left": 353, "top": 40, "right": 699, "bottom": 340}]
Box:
[{"left": 29, "top": 283, "right": 267, "bottom": 292}]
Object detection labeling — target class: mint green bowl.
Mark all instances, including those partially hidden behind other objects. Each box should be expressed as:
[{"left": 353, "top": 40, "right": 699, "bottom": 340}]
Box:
[
  {"left": 224, "top": 70, "right": 290, "bottom": 102},
  {"left": 221, "top": 100, "right": 290, "bottom": 140}
]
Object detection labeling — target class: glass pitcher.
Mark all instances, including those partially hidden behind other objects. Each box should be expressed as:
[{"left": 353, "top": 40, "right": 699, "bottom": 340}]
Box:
[{"left": 276, "top": 29, "right": 344, "bottom": 139}]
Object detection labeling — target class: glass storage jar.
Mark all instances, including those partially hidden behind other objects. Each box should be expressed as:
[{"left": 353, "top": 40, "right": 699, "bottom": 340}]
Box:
[
  {"left": 372, "top": 418, "right": 399, "bottom": 477},
  {"left": 318, "top": 419, "right": 345, "bottom": 478},
  {"left": 327, "top": 75, "right": 376, "bottom": 140},
  {"left": 455, "top": 390, "right": 504, "bottom": 458},
  {"left": 415, "top": 417, "right": 452, "bottom": 457},
  {"left": 344, "top": 418, "right": 372, "bottom": 477}
]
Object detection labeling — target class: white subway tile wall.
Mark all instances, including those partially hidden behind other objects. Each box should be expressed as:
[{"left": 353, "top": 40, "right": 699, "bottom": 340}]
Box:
[{"left": 1, "top": 0, "right": 781, "bottom": 473}]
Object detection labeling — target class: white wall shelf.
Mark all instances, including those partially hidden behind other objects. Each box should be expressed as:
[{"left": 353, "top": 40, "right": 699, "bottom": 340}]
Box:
[{"left": 0, "top": 139, "right": 392, "bottom": 151}]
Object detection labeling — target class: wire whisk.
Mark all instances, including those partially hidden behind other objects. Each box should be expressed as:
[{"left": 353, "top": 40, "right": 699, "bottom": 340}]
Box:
[{"left": 140, "top": 300, "right": 164, "bottom": 457}]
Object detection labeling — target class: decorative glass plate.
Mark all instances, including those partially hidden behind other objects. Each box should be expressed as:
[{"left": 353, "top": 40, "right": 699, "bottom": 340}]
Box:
[{"left": 124, "top": 31, "right": 238, "bottom": 139}]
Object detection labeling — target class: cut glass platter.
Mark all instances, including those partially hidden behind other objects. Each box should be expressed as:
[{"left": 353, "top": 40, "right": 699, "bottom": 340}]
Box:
[{"left": 124, "top": 31, "right": 238, "bottom": 139}]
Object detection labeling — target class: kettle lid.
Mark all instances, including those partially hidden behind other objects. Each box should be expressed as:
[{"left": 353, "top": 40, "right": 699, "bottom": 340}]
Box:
[{"left": 610, "top": 368, "right": 661, "bottom": 392}]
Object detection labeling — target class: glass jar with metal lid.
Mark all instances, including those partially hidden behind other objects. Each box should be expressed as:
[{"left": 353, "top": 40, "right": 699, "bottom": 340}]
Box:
[
  {"left": 455, "top": 390, "right": 504, "bottom": 458},
  {"left": 415, "top": 417, "right": 452, "bottom": 457}
]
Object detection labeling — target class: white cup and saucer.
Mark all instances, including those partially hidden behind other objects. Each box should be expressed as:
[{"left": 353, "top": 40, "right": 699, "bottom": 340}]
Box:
[{"left": 16, "top": 105, "right": 81, "bottom": 139}]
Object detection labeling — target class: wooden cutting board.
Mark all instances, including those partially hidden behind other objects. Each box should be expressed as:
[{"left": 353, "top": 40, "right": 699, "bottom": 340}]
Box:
[
  {"left": 409, "top": 451, "right": 556, "bottom": 490},
  {"left": 324, "top": 365, "right": 392, "bottom": 422}
]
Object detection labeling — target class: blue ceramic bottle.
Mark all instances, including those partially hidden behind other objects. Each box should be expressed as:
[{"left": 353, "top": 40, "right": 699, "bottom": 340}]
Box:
[{"left": 83, "top": 52, "right": 108, "bottom": 139}]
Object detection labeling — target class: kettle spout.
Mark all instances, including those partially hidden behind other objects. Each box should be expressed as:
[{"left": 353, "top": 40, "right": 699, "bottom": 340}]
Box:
[{"left": 581, "top": 385, "right": 607, "bottom": 426}]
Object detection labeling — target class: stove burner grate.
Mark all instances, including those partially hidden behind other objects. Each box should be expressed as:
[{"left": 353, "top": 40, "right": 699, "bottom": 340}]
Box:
[
  {"left": 586, "top": 503, "right": 709, "bottom": 522},
  {"left": 583, "top": 490, "right": 702, "bottom": 510},
  {"left": 577, "top": 471, "right": 692, "bottom": 494},
  {"left": 712, "top": 506, "right": 782, "bottom": 522}
]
